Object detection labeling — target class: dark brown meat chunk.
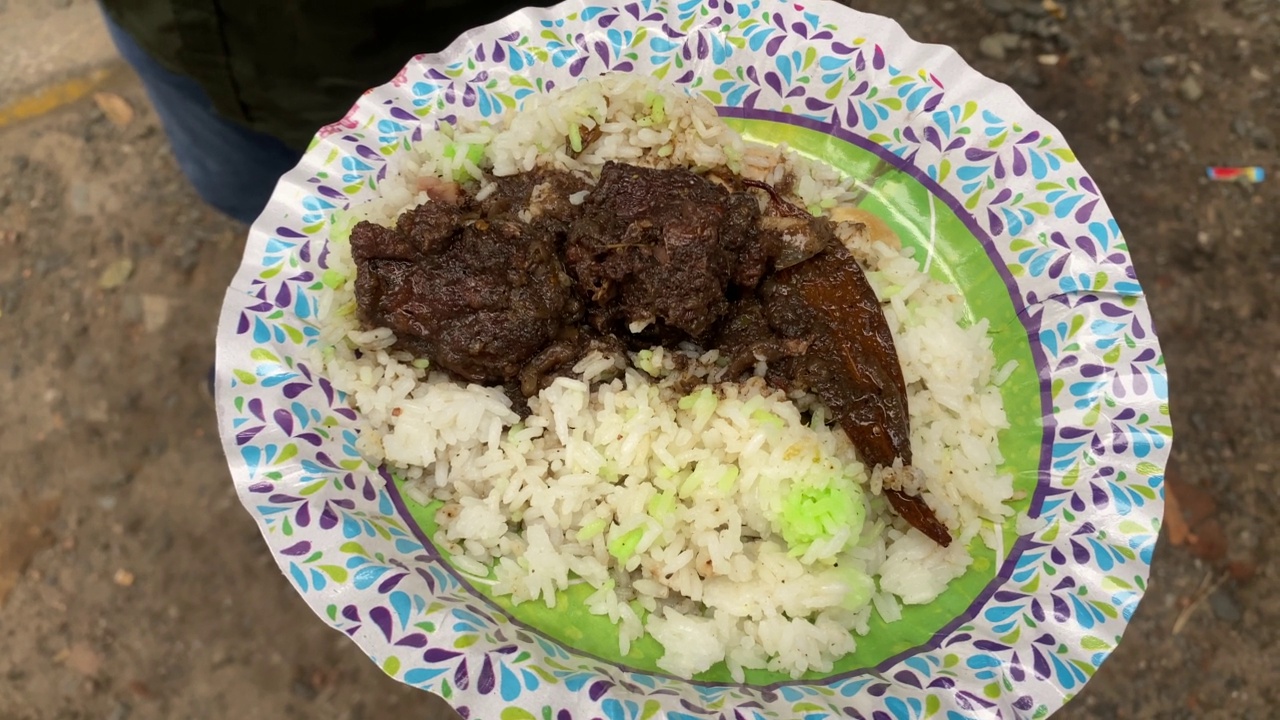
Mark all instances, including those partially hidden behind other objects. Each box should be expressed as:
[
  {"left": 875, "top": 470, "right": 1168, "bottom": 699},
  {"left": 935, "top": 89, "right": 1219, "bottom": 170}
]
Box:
[
  {"left": 761, "top": 248, "right": 910, "bottom": 467},
  {"left": 350, "top": 199, "right": 464, "bottom": 262},
  {"left": 348, "top": 163, "right": 949, "bottom": 545},
  {"left": 479, "top": 168, "right": 589, "bottom": 230},
  {"left": 564, "top": 161, "right": 764, "bottom": 341},
  {"left": 724, "top": 193, "right": 776, "bottom": 290},
  {"left": 517, "top": 327, "right": 627, "bottom": 398},
  {"left": 880, "top": 489, "right": 952, "bottom": 548},
  {"left": 758, "top": 214, "right": 834, "bottom": 271},
  {"left": 351, "top": 202, "right": 580, "bottom": 384},
  {"left": 757, "top": 246, "right": 952, "bottom": 547},
  {"left": 714, "top": 297, "right": 810, "bottom": 379}
]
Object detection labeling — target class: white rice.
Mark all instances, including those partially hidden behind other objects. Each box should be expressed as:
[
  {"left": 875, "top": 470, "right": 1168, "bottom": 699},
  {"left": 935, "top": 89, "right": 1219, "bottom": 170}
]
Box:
[{"left": 313, "top": 74, "right": 1012, "bottom": 680}]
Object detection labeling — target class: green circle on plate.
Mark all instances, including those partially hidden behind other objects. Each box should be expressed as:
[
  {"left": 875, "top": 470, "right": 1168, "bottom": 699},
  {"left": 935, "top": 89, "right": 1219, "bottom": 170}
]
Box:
[{"left": 395, "top": 118, "right": 1044, "bottom": 683}]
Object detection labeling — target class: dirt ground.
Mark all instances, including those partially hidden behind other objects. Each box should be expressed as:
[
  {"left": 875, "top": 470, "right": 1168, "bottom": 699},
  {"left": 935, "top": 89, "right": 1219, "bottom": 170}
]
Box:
[{"left": 0, "top": 1, "right": 1275, "bottom": 719}]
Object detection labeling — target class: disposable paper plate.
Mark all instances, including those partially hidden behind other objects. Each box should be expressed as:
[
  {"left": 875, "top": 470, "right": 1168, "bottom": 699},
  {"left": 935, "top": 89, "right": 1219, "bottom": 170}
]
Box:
[{"left": 216, "top": 1, "right": 1171, "bottom": 717}]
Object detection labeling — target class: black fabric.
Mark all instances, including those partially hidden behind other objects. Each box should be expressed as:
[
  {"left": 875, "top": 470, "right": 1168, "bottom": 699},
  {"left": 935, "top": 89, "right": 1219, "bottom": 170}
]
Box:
[{"left": 100, "top": 1, "right": 556, "bottom": 150}]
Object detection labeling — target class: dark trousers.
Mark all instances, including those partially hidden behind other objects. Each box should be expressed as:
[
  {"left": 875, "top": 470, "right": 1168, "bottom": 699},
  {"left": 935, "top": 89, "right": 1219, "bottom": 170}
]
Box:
[{"left": 102, "top": 14, "right": 303, "bottom": 225}]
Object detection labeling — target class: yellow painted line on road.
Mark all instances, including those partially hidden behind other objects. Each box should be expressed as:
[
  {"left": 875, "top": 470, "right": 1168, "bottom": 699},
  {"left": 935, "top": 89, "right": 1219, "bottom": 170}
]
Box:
[{"left": 0, "top": 65, "right": 122, "bottom": 130}]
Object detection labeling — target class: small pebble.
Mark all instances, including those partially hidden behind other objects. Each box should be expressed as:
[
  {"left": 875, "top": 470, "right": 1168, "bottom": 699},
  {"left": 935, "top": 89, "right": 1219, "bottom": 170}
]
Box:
[
  {"left": 977, "top": 32, "right": 1018, "bottom": 60},
  {"left": 1227, "top": 559, "right": 1258, "bottom": 583},
  {"left": 1231, "top": 115, "right": 1277, "bottom": 149},
  {"left": 114, "top": 569, "right": 136, "bottom": 587},
  {"left": 119, "top": 294, "right": 143, "bottom": 325},
  {"left": 1231, "top": 115, "right": 1252, "bottom": 138},
  {"left": 92, "top": 474, "right": 132, "bottom": 489},
  {"left": 68, "top": 183, "right": 92, "bottom": 216},
  {"left": 1020, "top": 0, "right": 1049, "bottom": 18},
  {"left": 1, "top": 284, "right": 20, "bottom": 316},
  {"left": 1179, "top": 76, "right": 1204, "bottom": 102},
  {"left": 979, "top": 34, "right": 1010, "bottom": 60},
  {"left": 141, "top": 294, "right": 171, "bottom": 333},
  {"left": 983, "top": 0, "right": 1015, "bottom": 14},
  {"left": 71, "top": 351, "right": 96, "bottom": 377},
  {"left": 83, "top": 399, "right": 110, "bottom": 423},
  {"left": 1141, "top": 56, "right": 1171, "bottom": 75},
  {"left": 1013, "top": 66, "right": 1045, "bottom": 88},
  {"left": 1250, "top": 126, "right": 1276, "bottom": 149},
  {"left": 1030, "top": 17, "right": 1061, "bottom": 38},
  {"left": 292, "top": 680, "right": 318, "bottom": 701},
  {"left": 98, "top": 259, "right": 134, "bottom": 290},
  {"left": 33, "top": 256, "right": 67, "bottom": 278},
  {"left": 1208, "top": 586, "right": 1242, "bottom": 624}
]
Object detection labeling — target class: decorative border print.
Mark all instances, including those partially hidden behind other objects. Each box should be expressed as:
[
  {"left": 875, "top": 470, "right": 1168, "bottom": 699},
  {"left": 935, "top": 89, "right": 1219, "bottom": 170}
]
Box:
[{"left": 215, "top": 1, "right": 1170, "bottom": 718}]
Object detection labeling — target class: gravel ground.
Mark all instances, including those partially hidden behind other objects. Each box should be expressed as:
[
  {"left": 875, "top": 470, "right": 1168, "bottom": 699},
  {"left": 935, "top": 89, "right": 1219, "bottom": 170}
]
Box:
[{"left": 0, "top": 1, "right": 1275, "bottom": 718}]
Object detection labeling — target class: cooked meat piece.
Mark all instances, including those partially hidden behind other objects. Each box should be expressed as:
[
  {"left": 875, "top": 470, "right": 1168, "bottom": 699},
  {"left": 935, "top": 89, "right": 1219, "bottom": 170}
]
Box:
[
  {"left": 351, "top": 208, "right": 580, "bottom": 384},
  {"left": 759, "top": 214, "right": 834, "bottom": 271},
  {"left": 518, "top": 338, "right": 582, "bottom": 399},
  {"left": 721, "top": 177, "right": 830, "bottom": 272},
  {"left": 723, "top": 192, "right": 777, "bottom": 290},
  {"left": 760, "top": 245, "right": 952, "bottom": 547},
  {"left": 565, "top": 161, "right": 763, "bottom": 341},
  {"left": 762, "top": 247, "right": 910, "bottom": 466},
  {"left": 349, "top": 162, "right": 947, "bottom": 545},
  {"left": 518, "top": 326, "right": 626, "bottom": 398},
  {"left": 350, "top": 200, "right": 462, "bottom": 262},
  {"left": 714, "top": 297, "right": 809, "bottom": 379},
  {"left": 479, "top": 168, "right": 589, "bottom": 230}
]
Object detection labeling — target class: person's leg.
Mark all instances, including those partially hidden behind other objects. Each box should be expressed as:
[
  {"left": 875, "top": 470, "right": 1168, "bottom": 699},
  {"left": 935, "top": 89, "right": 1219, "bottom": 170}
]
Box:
[{"left": 102, "top": 14, "right": 303, "bottom": 225}]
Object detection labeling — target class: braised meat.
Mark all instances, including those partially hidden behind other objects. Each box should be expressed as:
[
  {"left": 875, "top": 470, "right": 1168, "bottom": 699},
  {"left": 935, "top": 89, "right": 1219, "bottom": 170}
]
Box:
[
  {"left": 348, "top": 161, "right": 953, "bottom": 546},
  {"left": 712, "top": 217, "right": 952, "bottom": 546},
  {"left": 517, "top": 327, "right": 627, "bottom": 398},
  {"left": 350, "top": 201, "right": 580, "bottom": 385},
  {"left": 739, "top": 177, "right": 833, "bottom": 271},
  {"left": 477, "top": 168, "right": 589, "bottom": 230},
  {"left": 756, "top": 246, "right": 952, "bottom": 547},
  {"left": 761, "top": 247, "right": 913, "bottom": 468},
  {"left": 564, "top": 161, "right": 767, "bottom": 341},
  {"left": 714, "top": 296, "right": 809, "bottom": 379}
]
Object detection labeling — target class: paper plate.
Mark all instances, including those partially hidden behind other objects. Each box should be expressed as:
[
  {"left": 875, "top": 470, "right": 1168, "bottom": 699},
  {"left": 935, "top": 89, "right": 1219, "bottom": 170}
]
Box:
[{"left": 215, "top": 1, "right": 1171, "bottom": 717}]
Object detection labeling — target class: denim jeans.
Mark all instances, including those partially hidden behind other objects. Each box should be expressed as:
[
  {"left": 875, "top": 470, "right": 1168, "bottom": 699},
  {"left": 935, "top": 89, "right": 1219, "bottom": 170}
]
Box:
[{"left": 102, "top": 14, "right": 303, "bottom": 225}]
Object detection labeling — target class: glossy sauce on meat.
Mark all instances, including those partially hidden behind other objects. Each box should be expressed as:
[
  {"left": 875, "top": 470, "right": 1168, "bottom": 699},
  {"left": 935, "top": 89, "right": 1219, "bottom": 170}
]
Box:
[
  {"left": 349, "top": 162, "right": 952, "bottom": 546},
  {"left": 350, "top": 183, "right": 581, "bottom": 385},
  {"left": 565, "top": 162, "right": 767, "bottom": 341}
]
